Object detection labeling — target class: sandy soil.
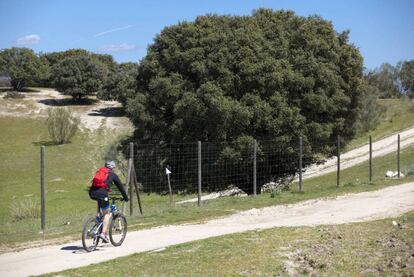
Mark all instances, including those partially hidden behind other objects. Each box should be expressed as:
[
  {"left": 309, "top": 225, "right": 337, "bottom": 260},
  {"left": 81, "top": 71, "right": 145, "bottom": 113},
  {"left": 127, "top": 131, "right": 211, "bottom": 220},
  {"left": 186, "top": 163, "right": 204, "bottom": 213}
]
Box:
[
  {"left": 0, "top": 88, "right": 133, "bottom": 131},
  {"left": 1, "top": 182, "right": 413, "bottom": 277}
]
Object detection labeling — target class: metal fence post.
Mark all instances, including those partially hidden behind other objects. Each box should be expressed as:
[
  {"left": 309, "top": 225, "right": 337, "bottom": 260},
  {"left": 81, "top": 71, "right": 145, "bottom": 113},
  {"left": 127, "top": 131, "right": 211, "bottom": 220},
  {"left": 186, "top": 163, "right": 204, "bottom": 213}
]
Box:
[
  {"left": 129, "top": 142, "right": 134, "bottom": 216},
  {"left": 40, "top": 146, "right": 46, "bottom": 234},
  {"left": 253, "top": 139, "right": 257, "bottom": 196},
  {"left": 369, "top": 136, "right": 372, "bottom": 182},
  {"left": 198, "top": 141, "right": 202, "bottom": 207},
  {"left": 337, "top": 135, "right": 340, "bottom": 187},
  {"left": 167, "top": 167, "right": 172, "bottom": 207},
  {"left": 397, "top": 134, "right": 400, "bottom": 178},
  {"left": 299, "top": 136, "right": 303, "bottom": 192}
]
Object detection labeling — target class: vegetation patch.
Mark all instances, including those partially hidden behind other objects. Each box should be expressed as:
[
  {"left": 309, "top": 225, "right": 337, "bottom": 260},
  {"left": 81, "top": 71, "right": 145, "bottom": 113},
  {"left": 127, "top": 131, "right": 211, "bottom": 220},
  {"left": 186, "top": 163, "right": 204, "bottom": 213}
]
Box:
[{"left": 10, "top": 198, "right": 40, "bottom": 221}]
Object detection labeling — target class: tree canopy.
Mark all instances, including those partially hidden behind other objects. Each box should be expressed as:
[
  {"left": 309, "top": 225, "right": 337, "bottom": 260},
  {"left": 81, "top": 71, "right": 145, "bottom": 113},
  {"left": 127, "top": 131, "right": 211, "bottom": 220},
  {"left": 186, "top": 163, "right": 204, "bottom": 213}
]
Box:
[
  {"left": 98, "top": 62, "right": 138, "bottom": 105},
  {"left": 52, "top": 55, "right": 106, "bottom": 99},
  {"left": 124, "top": 9, "right": 368, "bottom": 193},
  {"left": 127, "top": 9, "right": 364, "bottom": 146},
  {"left": 365, "top": 63, "right": 400, "bottom": 98},
  {"left": 0, "top": 47, "right": 47, "bottom": 91}
]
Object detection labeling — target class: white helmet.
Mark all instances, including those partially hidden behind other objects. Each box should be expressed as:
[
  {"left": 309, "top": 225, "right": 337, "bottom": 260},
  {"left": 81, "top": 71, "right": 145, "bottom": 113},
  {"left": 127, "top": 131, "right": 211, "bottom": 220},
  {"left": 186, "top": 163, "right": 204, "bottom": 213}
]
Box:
[{"left": 105, "top": 160, "right": 116, "bottom": 169}]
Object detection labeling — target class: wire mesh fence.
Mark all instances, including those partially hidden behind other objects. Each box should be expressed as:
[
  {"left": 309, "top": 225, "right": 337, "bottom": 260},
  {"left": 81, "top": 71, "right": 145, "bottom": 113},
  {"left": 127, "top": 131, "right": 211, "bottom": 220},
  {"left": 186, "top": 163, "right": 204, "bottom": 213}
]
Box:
[
  {"left": 131, "top": 134, "right": 408, "bottom": 197},
  {"left": 132, "top": 136, "right": 350, "bottom": 195},
  {"left": 2, "top": 134, "right": 410, "bottom": 241}
]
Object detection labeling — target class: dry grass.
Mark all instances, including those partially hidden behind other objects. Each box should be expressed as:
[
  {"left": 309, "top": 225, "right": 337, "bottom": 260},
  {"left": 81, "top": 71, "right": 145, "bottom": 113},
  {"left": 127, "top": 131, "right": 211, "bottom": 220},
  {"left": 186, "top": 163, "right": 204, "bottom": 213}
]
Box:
[{"left": 10, "top": 198, "right": 40, "bottom": 221}]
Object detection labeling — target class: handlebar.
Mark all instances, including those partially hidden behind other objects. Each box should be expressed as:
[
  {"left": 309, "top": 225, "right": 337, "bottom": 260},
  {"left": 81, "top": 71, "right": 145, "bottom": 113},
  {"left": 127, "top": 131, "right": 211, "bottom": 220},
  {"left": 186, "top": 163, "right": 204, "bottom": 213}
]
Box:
[{"left": 107, "top": 197, "right": 127, "bottom": 205}]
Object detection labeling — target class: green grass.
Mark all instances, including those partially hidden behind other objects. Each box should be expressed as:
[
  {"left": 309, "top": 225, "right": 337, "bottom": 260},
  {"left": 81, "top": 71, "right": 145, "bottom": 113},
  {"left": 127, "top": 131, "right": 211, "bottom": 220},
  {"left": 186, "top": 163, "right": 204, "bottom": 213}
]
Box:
[
  {"left": 1, "top": 114, "right": 414, "bottom": 248},
  {"left": 0, "top": 117, "right": 131, "bottom": 245},
  {"left": 346, "top": 98, "right": 414, "bottom": 150},
  {"left": 43, "top": 211, "right": 414, "bottom": 276}
]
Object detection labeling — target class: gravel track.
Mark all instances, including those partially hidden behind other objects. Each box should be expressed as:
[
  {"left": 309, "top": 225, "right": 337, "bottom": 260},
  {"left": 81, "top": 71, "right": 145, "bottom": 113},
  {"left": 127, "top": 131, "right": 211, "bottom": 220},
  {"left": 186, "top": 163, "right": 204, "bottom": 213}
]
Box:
[{"left": 1, "top": 183, "right": 413, "bottom": 277}]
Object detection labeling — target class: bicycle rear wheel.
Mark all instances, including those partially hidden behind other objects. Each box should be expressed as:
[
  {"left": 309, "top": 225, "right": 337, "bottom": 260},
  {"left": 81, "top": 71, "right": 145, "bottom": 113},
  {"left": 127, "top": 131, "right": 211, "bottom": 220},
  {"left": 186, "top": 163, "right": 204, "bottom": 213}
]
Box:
[
  {"left": 109, "top": 214, "right": 127, "bottom": 246},
  {"left": 82, "top": 217, "right": 101, "bottom": 252}
]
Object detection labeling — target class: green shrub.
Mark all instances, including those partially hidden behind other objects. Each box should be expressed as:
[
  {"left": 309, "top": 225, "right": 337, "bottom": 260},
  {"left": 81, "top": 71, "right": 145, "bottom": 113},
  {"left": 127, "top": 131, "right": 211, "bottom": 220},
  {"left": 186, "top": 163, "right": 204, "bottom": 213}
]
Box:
[
  {"left": 47, "top": 107, "right": 80, "bottom": 144},
  {"left": 10, "top": 199, "right": 40, "bottom": 221},
  {"left": 403, "top": 167, "right": 414, "bottom": 177},
  {"left": 270, "top": 187, "right": 282, "bottom": 198}
]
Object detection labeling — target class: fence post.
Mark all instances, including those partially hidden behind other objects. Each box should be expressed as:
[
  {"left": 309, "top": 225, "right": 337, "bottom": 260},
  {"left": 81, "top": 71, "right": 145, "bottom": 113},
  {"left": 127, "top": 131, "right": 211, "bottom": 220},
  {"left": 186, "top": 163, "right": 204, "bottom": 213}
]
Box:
[
  {"left": 253, "top": 139, "right": 257, "bottom": 196},
  {"left": 198, "top": 141, "right": 202, "bottom": 207},
  {"left": 167, "top": 168, "right": 173, "bottom": 207},
  {"left": 123, "top": 160, "right": 132, "bottom": 215},
  {"left": 369, "top": 136, "right": 372, "bottom": 182},
  {"left": 397, "top": 134, "right": 400, "bottom": 178},
  {"left": 40, "top": 146, "right": 46, "bottom": 234},
  {"left": 299, "top": 136, "right": 303, "bottom": 192},
  {"left": 129, "top": 142, "right": 134, "bottom": 216},
  {"left": 337, "top": 135, "right": 340, "bottom": 187}
]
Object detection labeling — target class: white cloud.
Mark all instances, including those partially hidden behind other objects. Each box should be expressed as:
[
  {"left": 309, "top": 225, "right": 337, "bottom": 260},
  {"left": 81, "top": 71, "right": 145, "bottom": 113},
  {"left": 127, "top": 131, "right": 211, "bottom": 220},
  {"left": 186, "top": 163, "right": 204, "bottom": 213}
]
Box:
[
  {"left": 15, "top": 34, "right": 40, "bottom": 45},
  {"left": 98, "top": 43, "right": 137, "bottom": 52},
  {"left": 94, "top": 25, "right": 134, "bottom": 37}
]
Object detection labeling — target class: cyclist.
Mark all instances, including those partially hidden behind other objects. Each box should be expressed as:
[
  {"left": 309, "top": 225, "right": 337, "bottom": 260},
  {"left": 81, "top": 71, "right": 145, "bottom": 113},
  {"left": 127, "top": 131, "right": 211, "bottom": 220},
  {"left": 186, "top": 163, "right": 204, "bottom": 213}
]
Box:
[{"left": 89, "top": 161, "right": 128, "bottom": 243}]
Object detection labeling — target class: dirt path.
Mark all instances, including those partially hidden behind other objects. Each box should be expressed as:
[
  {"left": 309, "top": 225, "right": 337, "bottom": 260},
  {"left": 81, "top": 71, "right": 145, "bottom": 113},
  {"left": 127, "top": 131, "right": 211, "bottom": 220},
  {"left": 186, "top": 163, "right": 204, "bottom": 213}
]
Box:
[
  {"left": 302, "top": 128, "right": 414, "bottom": 179},
  {"left": 1, "top": 182, "right": 413, "bottom": 277}
]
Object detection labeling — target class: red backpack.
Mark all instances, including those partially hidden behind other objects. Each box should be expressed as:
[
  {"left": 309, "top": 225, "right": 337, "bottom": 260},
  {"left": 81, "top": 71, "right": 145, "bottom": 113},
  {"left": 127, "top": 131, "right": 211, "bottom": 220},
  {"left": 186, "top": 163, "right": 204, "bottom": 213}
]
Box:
[{"left": 92, "top": 167, "right": 110, "bottom": 191}]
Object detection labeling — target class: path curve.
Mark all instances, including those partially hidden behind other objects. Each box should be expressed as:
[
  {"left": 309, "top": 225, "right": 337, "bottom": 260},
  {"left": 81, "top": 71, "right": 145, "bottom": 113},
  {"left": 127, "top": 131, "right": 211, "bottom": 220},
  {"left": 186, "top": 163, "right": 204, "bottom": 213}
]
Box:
[
  {"left": 302, "top": 128, "right": 414, "bottom": 179},
  {"left": 1, "top": 182, "right": 413, "bottom": 277}
]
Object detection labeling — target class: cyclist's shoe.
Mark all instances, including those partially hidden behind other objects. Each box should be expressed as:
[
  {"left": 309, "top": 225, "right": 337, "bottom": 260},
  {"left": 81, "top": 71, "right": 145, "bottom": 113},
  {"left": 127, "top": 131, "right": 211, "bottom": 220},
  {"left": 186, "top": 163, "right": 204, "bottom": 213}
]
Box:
[{"left": 99, "top": 233, "right": 109, "bottom": 243}]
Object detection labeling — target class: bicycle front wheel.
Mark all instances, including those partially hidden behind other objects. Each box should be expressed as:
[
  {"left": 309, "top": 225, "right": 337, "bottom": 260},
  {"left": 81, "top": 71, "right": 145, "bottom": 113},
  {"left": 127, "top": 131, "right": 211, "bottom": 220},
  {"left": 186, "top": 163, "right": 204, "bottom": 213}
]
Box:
[
  {"left": 109, "top": 214, "right": 127, "bottom": 246},
  {"left": 82, "top": 217, "right": 101, "bottom": 252}
]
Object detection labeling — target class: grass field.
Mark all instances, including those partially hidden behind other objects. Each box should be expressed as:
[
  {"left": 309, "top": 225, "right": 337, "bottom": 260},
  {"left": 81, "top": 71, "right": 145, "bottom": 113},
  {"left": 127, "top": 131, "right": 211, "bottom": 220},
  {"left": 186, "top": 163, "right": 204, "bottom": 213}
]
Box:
[
  {"left": 1, "top": 113, "right": 414, "bottom": 248},
  {"left": 346, "top": 98, "right": 414, "bottom": 150},
  {"left": 43, "top": 211, "right": 414, "bottom": 276}
]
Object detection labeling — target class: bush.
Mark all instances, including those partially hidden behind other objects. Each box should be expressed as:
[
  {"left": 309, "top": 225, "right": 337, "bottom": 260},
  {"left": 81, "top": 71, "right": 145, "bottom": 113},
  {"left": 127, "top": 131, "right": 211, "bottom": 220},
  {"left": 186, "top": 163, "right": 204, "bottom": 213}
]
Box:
[
  {"left": 3, "top": 91, "right": 25, "bottom": 99},
  {"left": 47, "top": 107, "right": 80, "bottom": 144},
  {"left": 10, "top": 199, "right": 40, "bottom": 221},
  {"left": 403, "top": 167, "right": 414, "bottom": 177}
]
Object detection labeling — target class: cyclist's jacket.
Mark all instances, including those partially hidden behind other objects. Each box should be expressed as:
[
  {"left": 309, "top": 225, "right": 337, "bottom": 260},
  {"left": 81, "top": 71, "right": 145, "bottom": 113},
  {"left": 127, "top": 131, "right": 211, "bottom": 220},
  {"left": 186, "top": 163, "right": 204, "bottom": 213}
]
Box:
[{"left": 89, "top": 170, "right": 128, "bottom": 201}]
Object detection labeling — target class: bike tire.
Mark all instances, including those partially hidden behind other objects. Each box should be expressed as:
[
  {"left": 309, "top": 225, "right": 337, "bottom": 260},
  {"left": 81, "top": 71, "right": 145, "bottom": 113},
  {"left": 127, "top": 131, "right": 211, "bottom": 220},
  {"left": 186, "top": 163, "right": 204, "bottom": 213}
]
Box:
[
  {"left": 109, "top": 214, "right": 127, "bottom": 247},
  {"left": 82, "top": 217, "right": 100, "bottom": 252}
]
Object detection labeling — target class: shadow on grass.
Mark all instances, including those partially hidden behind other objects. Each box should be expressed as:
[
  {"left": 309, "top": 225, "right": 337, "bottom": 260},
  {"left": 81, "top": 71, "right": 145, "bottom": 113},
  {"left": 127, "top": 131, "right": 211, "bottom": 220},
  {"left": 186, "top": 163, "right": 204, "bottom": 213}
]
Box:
[
  {"left": 32, "top": 141, "right": 66, "bottom": 146},
  {"left": 88, "top": 106, "right": 126, "bottom": 117},
  {"left": 38, "top": 98, "right": 98, "bottom": 106}
]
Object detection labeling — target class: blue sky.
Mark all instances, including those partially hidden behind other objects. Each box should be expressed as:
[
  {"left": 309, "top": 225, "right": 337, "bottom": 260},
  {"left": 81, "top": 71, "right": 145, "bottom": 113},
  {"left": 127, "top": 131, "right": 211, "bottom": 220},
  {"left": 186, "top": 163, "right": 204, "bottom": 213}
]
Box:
[{"left": 0, "top": 0, "right": 413, "bottom": 69}]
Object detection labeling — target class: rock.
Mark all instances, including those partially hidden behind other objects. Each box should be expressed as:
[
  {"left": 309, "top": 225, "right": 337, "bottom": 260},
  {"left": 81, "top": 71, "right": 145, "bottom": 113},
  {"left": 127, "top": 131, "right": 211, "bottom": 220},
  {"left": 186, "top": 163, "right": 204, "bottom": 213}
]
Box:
[
  {"left": 385, "top": 170, "right": 396, "bottom": 177},
  {"left": 385, "top": 171, "right": 404, "bottom": 178},
  {"left": 219, "top": 185, "right": 247, "bottom": 197},
  {"left": 261, "top": 176, "right": 294, "bottom": 193},
  {"left": 261, "top": 182, "right": 282, "bottom": 193}
]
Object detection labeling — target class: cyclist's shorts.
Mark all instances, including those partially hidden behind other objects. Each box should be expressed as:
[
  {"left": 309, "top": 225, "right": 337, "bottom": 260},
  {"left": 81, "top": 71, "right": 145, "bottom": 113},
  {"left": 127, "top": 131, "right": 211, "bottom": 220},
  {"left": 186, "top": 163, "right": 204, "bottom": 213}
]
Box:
[
  {"left": 97, "top": 198, "right": 110, "bottom": 212},
  {"left": 89, "top": 187, "right": 110, "bottom": 212}
]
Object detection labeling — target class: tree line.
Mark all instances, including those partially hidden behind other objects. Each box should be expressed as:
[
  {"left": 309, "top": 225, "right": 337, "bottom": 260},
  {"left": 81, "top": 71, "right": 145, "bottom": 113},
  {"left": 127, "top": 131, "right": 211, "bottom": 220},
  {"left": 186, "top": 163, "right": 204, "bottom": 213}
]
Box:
[
  {"left": 0, "top": 47, "right": 137, "bottom": 103},
  {"left": 365, "top": 62, "right": 414, "bottom": 99}
]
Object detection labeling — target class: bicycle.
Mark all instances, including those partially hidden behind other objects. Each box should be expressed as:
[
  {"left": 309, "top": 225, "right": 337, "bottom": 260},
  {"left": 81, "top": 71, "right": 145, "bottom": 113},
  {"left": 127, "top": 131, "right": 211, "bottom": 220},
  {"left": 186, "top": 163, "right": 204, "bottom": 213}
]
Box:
[{"left": 82, "top": 197, "right": 128, "bottom": 252}]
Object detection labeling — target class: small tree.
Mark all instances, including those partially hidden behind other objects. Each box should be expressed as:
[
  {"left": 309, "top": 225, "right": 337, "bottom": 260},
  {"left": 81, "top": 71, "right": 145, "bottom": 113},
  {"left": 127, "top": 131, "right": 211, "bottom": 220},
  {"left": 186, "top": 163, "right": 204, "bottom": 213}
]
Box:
[
  {"left": 47, "top": 107, "right": 80, "bottom": 144},
  {"left": 0, "top": 47, "right": 44, "bottom": 91},
  {"left": 52, "top": 56, "right": 105, "bottom": 100},
  {"left": 399, "top": 60, "right": 414, "bottom": 98}
]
